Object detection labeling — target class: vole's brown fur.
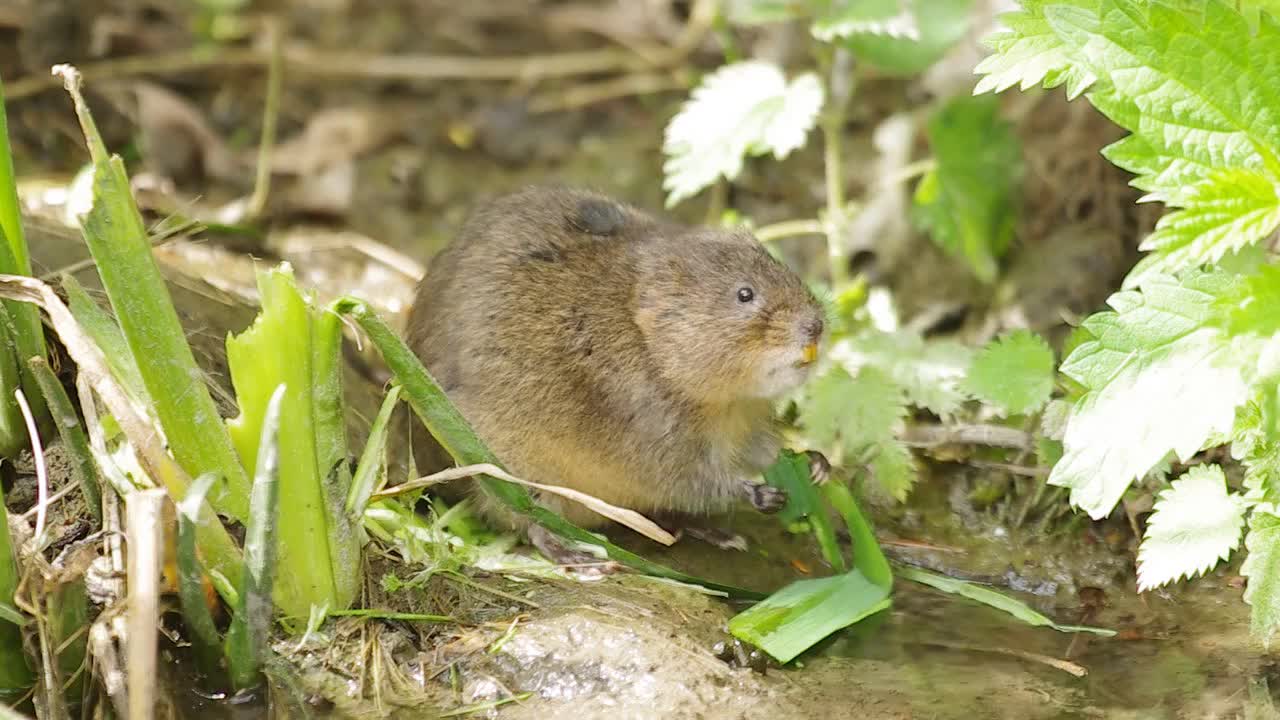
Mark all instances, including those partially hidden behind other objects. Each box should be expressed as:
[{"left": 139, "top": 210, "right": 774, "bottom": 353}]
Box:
[{"left": 406, "top": 187, "right": 825, "bottom": 562}]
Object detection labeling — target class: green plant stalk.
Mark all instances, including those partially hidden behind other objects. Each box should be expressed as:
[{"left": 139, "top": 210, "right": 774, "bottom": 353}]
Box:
[
  {"left": 814, "top": 45, "right": 855, "bottom": 289},
  {"left": 176, "top": 473, "right": 228, "bottom": 680},
  {"left": 0, "top": 473, "right": 31, "bottom": 697},
  {"left": 59, "top": 70, "right": 251, "bottom": 520},
  {"left": 310, "top": 308, "right": 359, "bottom": 609},
  {"left": 332, "top": 297, "right": 764, "bottom": 599},
  {"left": 226, "top": 267, "right": 343, "bottom": 620},
  {"left": 28, "top": 357, "right": 101, "bottom": 521},
  {"left": 226, "top": 385, "right": 284, "bottom": 691},
  {"left": 0, "top": 73, "right": 50, "bottom": 429}
]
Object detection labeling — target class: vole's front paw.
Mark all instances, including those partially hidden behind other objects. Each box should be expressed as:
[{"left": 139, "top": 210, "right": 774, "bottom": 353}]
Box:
[
  {"left": 743, "top": 481, "right": 787, "bottom": 514},
  {"left": 806, "top": 450, "right": 832, "bottom": 485}
]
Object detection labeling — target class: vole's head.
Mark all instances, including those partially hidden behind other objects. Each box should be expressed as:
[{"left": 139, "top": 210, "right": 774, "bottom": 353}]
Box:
[{"left": 634, "top": 230, "right": 826, "bottom": 403}]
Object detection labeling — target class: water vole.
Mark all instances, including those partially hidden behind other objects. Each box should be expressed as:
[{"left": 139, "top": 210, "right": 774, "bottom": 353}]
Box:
[{"left": 406, "top": 187, "right": 826, "bottom": 565}]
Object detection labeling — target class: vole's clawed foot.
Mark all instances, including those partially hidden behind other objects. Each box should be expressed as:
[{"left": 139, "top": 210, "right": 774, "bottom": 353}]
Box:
[
  {"left": 806, "top": 450, "right": 832, "bottom": 485},
  {"left": 742, "top": 481, "right": 787, "bottom": 514},
  {"left": 677, "top": 525, "right": 749, "bottom": 552},
  {"left": 527, "top": 525, "right": 621, "bottom": 576}
]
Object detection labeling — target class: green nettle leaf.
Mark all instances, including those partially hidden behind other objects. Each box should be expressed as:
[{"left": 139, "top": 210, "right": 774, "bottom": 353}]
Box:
[
  {"left": 799, "top": 366, "right": 916, "bottom": 500},
  {"left": 1243, "top": 508, "right": 1280, "bottom": 645},
  {"left": 962, "top": 330, "right": 1055, "bottom": 416},
  {"left": 976, "top": 0, "right": 1280, "bottom": 283},
  {"left": 1136, "top": 465, "right": 1247, "bottom": 591},
  {"left": 832, "top": 330, "right": 974, "bottom": 418},
  {"left": 663, "top": 61, "right": 824, "bottom": 207},
  {"left": 1135, "top": 169, "right": 1280, "bottom": 282},
  {"left": 839, "top": 0, "right": 973, "bottom": 74},
  {"left": 811, "top": 0, "right": 918, "bottom": 42},
  {"left": 972, "top": 0, "right": 1098, "bottom": 97},
  {"left": 914, "top": 94, "right": 1023, "bottom": 283},
  {"left": 1049, "top": 272, "right": 1252, "bottom": 519}
]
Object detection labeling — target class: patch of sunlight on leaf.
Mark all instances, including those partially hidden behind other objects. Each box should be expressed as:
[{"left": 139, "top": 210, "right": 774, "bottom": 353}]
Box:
[
  {"left": 913, "top": 94, "right": 1022, "bottom": 283},
  {"left": 1049, "top": 272, "right": 1255, "bottom": 519},
  {"left": 831, "top": 329, "right": 973, "bottom": 418},
  {"left": 811, "top": 0, "right": 918, "bottom": 42},
  {"left": 972, "top": 0, "right": 1098, "bottom": 97},
  {"left": 1244, "top": 507, "right": 1280, "bottom": 646},
  {"left": 1137, "top": 465, "right": 1247, "bottom": 591},
  {"left": 662, "top": 61, "right": 823, "bottom": 207},
  {"left": 898, "top": 566, "right": 1115, "bottom": 636},
  {"left": 962, "top": 330, "right": 1054, "bottom": 416}
]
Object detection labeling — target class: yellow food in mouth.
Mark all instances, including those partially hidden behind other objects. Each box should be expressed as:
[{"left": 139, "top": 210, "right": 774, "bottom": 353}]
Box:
[{"left": 802, "top": 342, "right": 818, "bottom": 365}]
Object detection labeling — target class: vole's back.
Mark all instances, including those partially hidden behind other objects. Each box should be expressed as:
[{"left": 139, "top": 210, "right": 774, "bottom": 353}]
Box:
[{"left": 408, "top": 187, "right": 772, "bottom": 529}]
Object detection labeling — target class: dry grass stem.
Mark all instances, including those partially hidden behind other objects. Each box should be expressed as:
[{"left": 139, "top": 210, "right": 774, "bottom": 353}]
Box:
[
  {"left": 125, "top": 488, "right": 166, "bottom": 720},
  {"left": 372, "top": 463, "right": 676, "bottom": 546},
  {"left": 15, "top": 389, "right": 49, "bottom": 545}
]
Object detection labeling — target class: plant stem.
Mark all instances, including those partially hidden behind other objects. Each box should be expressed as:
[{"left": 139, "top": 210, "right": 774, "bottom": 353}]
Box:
[
  {"left": 755, "top": 219, "right": 825, "bottom": 243},
  {"left": 816, "top": 46, "right": 857, "bottom": 288},
  {"left": 247, "top": 19, "right": 283, "bottom": 221}
]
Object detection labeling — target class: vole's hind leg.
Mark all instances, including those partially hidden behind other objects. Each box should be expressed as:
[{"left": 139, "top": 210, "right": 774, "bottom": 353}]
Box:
[
  {"left": 740, "top": 480, "right": 787, "bottom": 514},
  {"left": 656, "top": 513, "right": 748, "bottom": 551},
  {"left": 526, "top": 524, "right": 621, "bottom": 575}
]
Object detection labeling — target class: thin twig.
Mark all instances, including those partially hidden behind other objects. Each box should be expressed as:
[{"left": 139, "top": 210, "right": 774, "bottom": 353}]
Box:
[
  {"left": 527, "top": 71, "right": 686, "bottom": 114},
  {"left": 754, "top": 219, "right": 825, "bottom": 243},
  {"left": 899, "top": 423, "right": 1033, "bottom": 450},
  {"left": 15, "top": 389, "right": 49, "bottom": 546},
  {"left": 372, "top": 463, "right": 675, "bottom": 546},
  {"left": 968, "top": 459, "right": 1050, "bottom": 477},
  {"left": 914, "top": 640, "right": 1088, "bottom": 678},
  {"left": 7, "top": 11, "right": 717, "bottom": 102}
]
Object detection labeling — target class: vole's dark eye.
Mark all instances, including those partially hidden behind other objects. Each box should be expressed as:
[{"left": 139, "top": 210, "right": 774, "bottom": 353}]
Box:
[{"left": 736, "top": 287, "right": 754, "bottom": 303}]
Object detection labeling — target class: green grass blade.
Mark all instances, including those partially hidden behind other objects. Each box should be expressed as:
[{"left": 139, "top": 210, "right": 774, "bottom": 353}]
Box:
[
  {"left": 347, "top": 384, "right": 401, "bottom": 519},
  {"left": 226, "top": 385, "right": 284, "bottom": 691},
  {"left": 823, "top": 481, "right": 892, "bottom": 589},
  {"left": 0, "top": 321, "right": 24, "bottom": 457},
  {"left": 0, "top": 72, "right": 49, "bottom": 426},
  {"left": 176, "top": 472, "right": 228, "bottom": 679},
  {"left": 226, "top": 265, "right": 349, "bottom": 618},
  {"left": 896, "top": 566, "right": 1115, "bottom": 636},
  {"left": 60, "top": 274, "right": 150, "bottom": 407},
  {"left": 728, "top": 572, "right": 891, "bottom": 663},
  {"left": 331, "top": 297, "right": 764, "bottom": 599},
  {"left": 58, "top": 69, "right": 250, "bottom": 520},
  {"left": 0, "top": 462, "right": 31, "bottom": 698},
  {"left": 28, "top": 357, "right": 101, "bottom": 521},
  {"left": 46, "top": 578, "right": 89, "bottom": 705},
  {"left": 764, "top": 451, "right": 844, "bottom": 572}
]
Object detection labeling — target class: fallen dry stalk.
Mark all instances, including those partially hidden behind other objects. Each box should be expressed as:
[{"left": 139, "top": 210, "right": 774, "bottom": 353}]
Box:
[
  {"left": 125, "top": 488, "right": 166, "bottom": 720},
  {"left": 372, "top": 463, "right": 677, "bottom": 546}
]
